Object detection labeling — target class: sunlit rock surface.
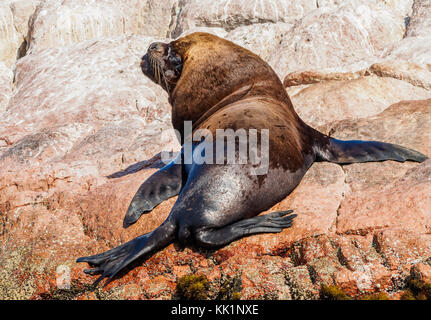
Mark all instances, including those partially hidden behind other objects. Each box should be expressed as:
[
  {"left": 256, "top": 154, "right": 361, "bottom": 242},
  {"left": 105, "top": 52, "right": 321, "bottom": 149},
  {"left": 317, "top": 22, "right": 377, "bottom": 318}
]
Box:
[{"left": 0, "top": 0, "right": 430, "bottom": 300}]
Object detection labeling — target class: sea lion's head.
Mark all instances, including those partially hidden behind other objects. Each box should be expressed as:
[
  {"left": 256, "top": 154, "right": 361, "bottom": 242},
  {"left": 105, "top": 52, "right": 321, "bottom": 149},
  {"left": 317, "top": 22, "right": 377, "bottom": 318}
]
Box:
[
  {"left": 141, "top": 41, "right": 183, "bottom": 93},
  {"left": 141, "top": 33, "right": 289, "bottom": 131}
]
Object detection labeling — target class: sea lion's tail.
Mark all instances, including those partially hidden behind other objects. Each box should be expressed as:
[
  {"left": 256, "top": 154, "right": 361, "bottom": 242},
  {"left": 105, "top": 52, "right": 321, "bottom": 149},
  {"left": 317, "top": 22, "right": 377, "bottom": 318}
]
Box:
[{"left": 314, "top": 135, "right": 428, "bottom": 164}]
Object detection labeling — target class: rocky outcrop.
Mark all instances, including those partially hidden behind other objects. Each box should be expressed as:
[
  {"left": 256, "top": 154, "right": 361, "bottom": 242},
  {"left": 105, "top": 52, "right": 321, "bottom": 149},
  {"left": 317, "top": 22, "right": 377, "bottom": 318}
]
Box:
[
  {"left": 268, "top": 2, "right": 406, "bottom": 77},
  {"left": 0, "top": 62, "right": 12, "bottom": 114},
  {"left": 0, "top": 0, "right": 430, "bottom": 300},
  {"left": 0, "top": 3, "right": 19, "bottom": 67},
  {"left": 287, "top": 75, "right": 431, "bottom": 127},
  {"left": 170, "top": 0, "right": 316, "bottom": 38},
  {"left": 26, "top": 0, "right": 179, "bottom": 53}
]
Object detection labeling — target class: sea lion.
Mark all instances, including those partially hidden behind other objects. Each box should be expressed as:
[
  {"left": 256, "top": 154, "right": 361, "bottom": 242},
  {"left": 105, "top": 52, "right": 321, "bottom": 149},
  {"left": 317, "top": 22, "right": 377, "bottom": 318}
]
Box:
[{"left": 77, "top": 32, "right": 428, "bottom": 286}]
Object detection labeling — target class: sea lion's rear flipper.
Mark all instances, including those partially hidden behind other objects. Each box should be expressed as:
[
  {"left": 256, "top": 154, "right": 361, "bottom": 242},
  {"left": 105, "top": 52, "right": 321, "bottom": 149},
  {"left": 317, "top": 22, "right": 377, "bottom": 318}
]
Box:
[
  {"left": 195, "top": 210, "right": 297, "bottom": 248},
  {"left": 315, "top": 137, "right": 428, "bottom": 164},
  {"left": 123, "top": 159, "right": 185, "bottom": 228},
  {"left": 76, "top": 220, "right": 176, "bottom": 286}
]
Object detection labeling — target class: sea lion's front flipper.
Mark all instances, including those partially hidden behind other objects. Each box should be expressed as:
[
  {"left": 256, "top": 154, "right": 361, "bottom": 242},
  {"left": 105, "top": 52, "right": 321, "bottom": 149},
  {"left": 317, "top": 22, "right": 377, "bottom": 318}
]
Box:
[
  {"left": 194, "top": 210, "right": 297, "bottom": 248},
  {"left": 316, "top": 137, "right": 428, "bottom": 164},
  {"left": 124, "top": 158, "right": 185, "bottom": 228},
  {"left": 77, "top": 220, "right": 176, "bottom": 286}
]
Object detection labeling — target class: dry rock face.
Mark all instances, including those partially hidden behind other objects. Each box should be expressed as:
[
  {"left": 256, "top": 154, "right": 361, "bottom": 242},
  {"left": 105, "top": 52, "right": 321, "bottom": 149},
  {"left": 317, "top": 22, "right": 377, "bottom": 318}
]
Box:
[
  {"left": 0, "top": 62, "right": 13, "bottom": 113},
  {"left": 0, "top": 2, "right": 20, "bottom": 67},
  {"left": 0, "top": 0, "right": 430, "bottom": 300},
  {"left": 26, "top": 0, "right": 179, "bottom": 53}
]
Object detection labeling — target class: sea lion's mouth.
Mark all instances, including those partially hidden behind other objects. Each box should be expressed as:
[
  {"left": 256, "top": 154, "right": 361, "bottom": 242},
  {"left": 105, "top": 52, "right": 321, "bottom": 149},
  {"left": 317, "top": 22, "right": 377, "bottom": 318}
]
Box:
[{"left": 140, "top": 42, "right": 183, "bottom": 93}]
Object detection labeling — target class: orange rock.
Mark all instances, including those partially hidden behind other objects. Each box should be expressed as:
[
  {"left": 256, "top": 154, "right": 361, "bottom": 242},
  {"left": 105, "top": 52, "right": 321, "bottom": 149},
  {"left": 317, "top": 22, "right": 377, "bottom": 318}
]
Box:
[{"left": 410, "top": 263, "right": 431, "bottom": 283}]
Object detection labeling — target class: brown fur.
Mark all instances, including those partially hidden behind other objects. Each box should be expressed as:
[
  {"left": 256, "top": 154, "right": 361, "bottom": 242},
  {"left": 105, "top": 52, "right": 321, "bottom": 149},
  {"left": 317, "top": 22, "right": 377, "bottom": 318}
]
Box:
[{"left": 168, "top": 32, "right": 312, "bottom": 171}]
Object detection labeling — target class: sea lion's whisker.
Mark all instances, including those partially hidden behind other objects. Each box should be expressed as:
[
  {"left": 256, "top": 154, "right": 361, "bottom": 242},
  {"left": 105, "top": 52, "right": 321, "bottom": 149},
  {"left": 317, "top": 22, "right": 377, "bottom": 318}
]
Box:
[
  {"left": 157, "top": 63, "right": 162, "bottom": 86},
  {"left": 161, "top": 71, "right": 170, "bottom": 93}
]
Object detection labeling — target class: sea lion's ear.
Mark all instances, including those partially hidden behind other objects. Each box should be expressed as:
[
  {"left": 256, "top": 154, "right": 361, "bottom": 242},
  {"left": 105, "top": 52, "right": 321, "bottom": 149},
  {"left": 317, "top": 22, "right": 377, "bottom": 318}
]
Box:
[
  {"left": 166, "top": 47, "right": 182, "bottom": 76},
  {"left": 168, "top": 47, "right": 182, "bottom": 66}
]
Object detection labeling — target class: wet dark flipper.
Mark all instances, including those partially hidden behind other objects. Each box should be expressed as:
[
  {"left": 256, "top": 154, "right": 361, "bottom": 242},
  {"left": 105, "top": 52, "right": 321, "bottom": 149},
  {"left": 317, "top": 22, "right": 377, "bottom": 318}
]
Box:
[
  {"left": 316, "top": 137, "right": 428, "bottom": 164},
  {"left": 195, "top": 210, "right": 296, "bottom": 248},
  {"left": 124, "top": 160, "right": 185, "bottom": 227},
  {"left": 77, "top": 220, "right": 176, "bottom": 286}
]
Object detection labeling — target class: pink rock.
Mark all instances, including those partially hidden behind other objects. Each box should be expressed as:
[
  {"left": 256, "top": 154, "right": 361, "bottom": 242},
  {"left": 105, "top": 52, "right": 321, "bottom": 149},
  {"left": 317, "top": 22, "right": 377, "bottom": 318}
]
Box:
[
  {"left": 0, "top": 3, "right": 19, "bottom": 66},
  {"left": 410, "top": 263, "right": 431, "bottom": 283},
  {"left": 289, "top": 75, "right": 431, "bottom": 127},
  {"left": 385, "top": 1, "right": 431, "bottom": 67},
  {"left": 285, "top": 266, "right": 318, "bottom": 300},
  {"left": 1, "top": 0, "right": 431, "bottom": 300},
  {"left": 373, "top": 229, "right": 431, "bottom": 271},
  {"left": 0, "top": 62, "right": 12, "bottom": 114},
  {"left": 9, "top": 0, "right": 40, "bottom": 57},
  {"left": 1, "top": 35, "right": 176, "bottom": 162},
  {"left": 318, "top": 100, "right": 431, "bottom": 236},
  {"left": 406, "top": 0, "right": 431, "bottom": 38},
  {"left": 369, "top": 60, "right": 431, "bottom": 91},
  {"left": 27, "top": 0, "right": 178, "bottom": 53},
  {"left": 171, "top": 0, "right": 316, "bottom": 37},
  {"left": 226, "top": 23, "right": 293, "bottom": 63},
  {"left": 269, "top": 3, "right": 405, "bottom": 77}
]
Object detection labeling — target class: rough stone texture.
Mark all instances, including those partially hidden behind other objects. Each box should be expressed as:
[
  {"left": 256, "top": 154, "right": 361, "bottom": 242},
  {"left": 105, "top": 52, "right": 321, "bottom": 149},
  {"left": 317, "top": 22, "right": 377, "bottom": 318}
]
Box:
[
  {"left": 171, "top": 0, "right": 317, "bottom": 38},
  {"left": 406, "top": 0, "right": 431, "bottom": 38},
  {"left": 226, "top": 23, "right": 293, "bottom": 62},
  {"left": 26, "top": 0, "right": 178, "bottom": 53},
  {"left": 268, "top": 2, "right": 406, "bottom": 77},
  {"left": 369, "top": 60, "right": 431, "bottom": 91},
  {"left": 1, "top": 0, "right": 431, "bottom": 300},
  {"left": 0, "top": 61, "right": 13, "bottom": 114},
  {"left": 289, "top": 75, "right": 431, "bottom": 127},
  {"left": 410, "top": 263, "right": 431, "bottom": 283},
  {"left": 382, "top": 0, "right": 431, "bottom": 69},
  {"left": 1, "top": 35, "right": 175, "bottom": 158},
  {"left": 0, "top": 2, "right": 19, "bottom": 66}
]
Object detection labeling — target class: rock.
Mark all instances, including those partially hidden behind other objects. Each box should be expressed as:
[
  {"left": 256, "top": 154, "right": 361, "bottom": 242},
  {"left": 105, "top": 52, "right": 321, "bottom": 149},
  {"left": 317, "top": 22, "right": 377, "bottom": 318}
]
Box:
[
  {"left": 179, "top": 22, "right": 294, "bottom": 64},
  {"left": 406, "top": 0, "right": 431, "bottom": 38},
  {"left": 383, "top": 1, "right": 431, "bottom": 68},
  {"left": 284, "top": 69, "right": 368, "bottom": 87},
  {"left": 0, "top": 62, "right": 13, "bottom": 114},
  {"left": 27, "top": 0, "right": 178, "bottom": 53},
  {"left": 319, "top": 99, "right": 431, "bottom": 156},
  {"left": 226, "top": 23, "right": 293, "bottom": 62},
  {"left": 269, "top": 2, "right": 405, "bottom": 77},
  {"left": 171, "top": 0, "right": 316, "bottom": 38},
  {"left": 369, "top": 60, "right": 431, "bottom": 91},
  {"left": 373, "top": 229, "right": 431, "bottom": 271},
  {"left": 285, "top": 266, "right": 318, "bottom": 300},
  {"left": 1, "top": 0, "right": 431, "bottom": 300},
  {"left": 322, "top": 100, "right": 431, "bottom": 236},
  {"left": 9, "top": 0, "right": 40, "bottom": 58},
  {"left": 289, "top": 75, "right": 431, "bottom": 127},
  {"left": 0, "top": 3, "right": 19, "bottom": 66},
  {"left": 1, "top": 35, "right": 174, "bottom": 156},
  {"left": 410, "top": 263, "right": 431, "bottom": 283}
]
